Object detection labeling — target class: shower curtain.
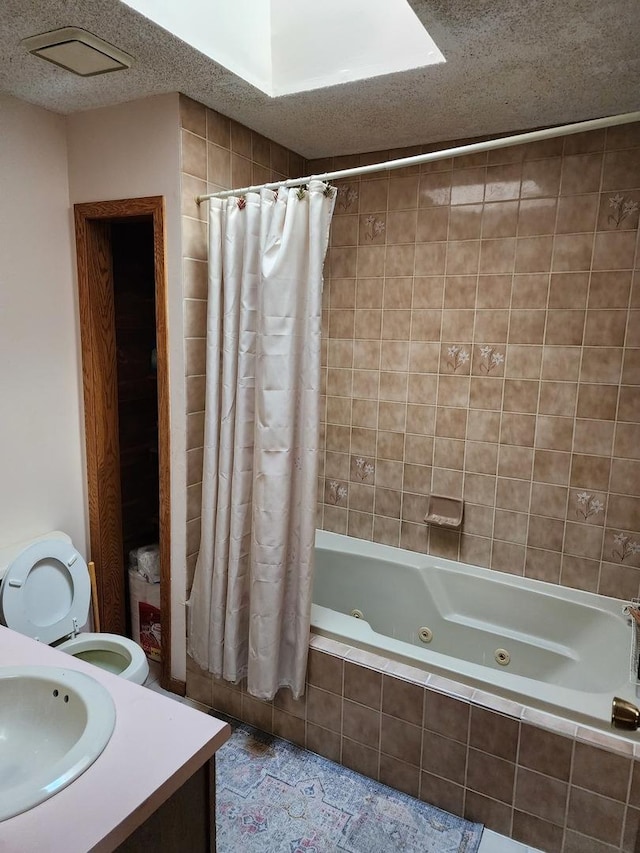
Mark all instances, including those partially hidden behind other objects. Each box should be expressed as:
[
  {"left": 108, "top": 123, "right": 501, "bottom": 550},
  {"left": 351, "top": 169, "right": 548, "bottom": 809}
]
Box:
[{"left": 187, "top": 180, "right": 336, "bottom": 700}]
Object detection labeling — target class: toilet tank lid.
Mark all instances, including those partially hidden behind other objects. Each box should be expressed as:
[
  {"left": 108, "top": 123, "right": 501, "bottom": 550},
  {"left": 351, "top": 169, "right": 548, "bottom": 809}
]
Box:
[{"left": 0, "top": 531, "right": 72, "bottom": 578}]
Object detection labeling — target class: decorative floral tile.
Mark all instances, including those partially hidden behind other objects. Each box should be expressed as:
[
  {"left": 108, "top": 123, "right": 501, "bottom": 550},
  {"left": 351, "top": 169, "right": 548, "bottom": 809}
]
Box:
[
  {"left": 471, "top": 344, "right": 505, "bottom": 377},
  {"left": 597, "top": 191, "right": 640, "bottom": 231},
  {"left": 573, "top": 490, "right": 606, "bottom": 525},
  {"left": 336, "top": 183, "right": 359, "bottom": 212},
  {"left": 359, "top": 214, "right": 386, "bottom": 244},
  {"left": 350, "top": 455, "right": 375, "bottom": 484},
  {"left": 325, "top": 479, "right": 348, "bottom": 506},
  {"left": 441, "top": 343, "right": 471, "bottom": 374},
  {"left": 606, "top": 529, "right": 640, "bottom": 567}
]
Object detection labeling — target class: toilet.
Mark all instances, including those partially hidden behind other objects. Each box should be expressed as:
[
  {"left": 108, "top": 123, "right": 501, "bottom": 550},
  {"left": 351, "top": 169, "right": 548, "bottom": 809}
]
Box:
[{"left": 0, "top": 531, "right": 149, "bottom": 684}]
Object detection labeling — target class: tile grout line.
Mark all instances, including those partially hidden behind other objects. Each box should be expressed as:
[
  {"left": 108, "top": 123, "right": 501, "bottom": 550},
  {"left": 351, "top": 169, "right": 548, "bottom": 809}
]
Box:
[
  {"left": 538, "top": 138, "right": 569, "bottom": 589},
  {"left": 587, "top": 136, "right": 609, "bottom": 595}
]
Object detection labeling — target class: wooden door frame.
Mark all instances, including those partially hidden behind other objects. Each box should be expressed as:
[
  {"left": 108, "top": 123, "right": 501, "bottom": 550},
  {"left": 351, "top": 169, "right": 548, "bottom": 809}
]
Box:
[{"left": 74, "top": 196, "right": 176, "bottom": 691}]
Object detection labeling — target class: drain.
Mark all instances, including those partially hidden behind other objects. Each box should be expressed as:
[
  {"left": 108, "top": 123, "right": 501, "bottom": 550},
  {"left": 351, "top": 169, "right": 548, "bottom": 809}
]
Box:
[
  {"left": 495, "top": 648, "right": 510, "bottom": 666},
  {"left": 350, "top": 608, "right": 364, "bottom": 619},
  {"left": 418, "top": 627, "right": 433, "bottom": 643}
]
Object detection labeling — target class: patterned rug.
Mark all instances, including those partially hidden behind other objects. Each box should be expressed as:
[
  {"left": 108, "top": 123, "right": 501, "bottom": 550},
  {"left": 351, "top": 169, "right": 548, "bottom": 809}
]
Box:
[{"left": 215, "top": 722, "right": 483, "bottom": 852}]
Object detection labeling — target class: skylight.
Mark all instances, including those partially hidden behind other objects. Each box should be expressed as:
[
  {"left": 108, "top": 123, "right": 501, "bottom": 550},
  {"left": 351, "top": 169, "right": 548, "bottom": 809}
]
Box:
[{"left": 119, "top": 0, "right": 445, "bottom": 96}]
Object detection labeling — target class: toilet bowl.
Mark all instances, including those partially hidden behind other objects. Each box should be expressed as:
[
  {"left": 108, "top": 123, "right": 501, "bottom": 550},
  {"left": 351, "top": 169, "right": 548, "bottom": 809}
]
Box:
[
  {"left": 0, "top": 532, "right": 149, "bottom": 685},
  {"left": 58, "top": 632, "right": 148, "bottom": 682}
]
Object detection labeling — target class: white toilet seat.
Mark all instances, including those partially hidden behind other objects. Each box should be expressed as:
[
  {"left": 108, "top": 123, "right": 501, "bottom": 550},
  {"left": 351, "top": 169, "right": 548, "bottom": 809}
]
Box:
[
  {"left": 0, "top": 533, "right": 151, "bottom": 685},
  {"left": 58, "top": 632, "right": 149, "bottom": 685},
  {"left": 0, "top": 539, "right": 90, "bottom": 646}
]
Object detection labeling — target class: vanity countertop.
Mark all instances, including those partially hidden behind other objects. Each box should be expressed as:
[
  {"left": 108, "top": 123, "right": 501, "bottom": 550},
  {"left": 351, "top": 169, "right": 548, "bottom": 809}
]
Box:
[{"left": 0, "top": 626, "right": 230, "bottom": 852}]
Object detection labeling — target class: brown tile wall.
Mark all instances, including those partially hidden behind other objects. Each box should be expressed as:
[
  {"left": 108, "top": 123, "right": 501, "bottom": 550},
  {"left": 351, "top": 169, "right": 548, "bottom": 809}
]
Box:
[
  {"left": 179, "top": 95, "right": 306, "bottom": 590},
  {"left": 187, "top": 646, "right": 640, "bottom": 852},
  {"left": 180, "top": 108, "right": 640, "bottom": 847},
  {"left": 313, "top": 123, "right": 640, "bottom": 597}
]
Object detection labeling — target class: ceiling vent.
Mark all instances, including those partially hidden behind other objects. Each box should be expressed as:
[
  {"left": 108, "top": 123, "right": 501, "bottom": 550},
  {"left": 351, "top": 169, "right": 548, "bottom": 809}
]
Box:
[{"left": 21, "top": 27, "right": 133, "bottom": 77}]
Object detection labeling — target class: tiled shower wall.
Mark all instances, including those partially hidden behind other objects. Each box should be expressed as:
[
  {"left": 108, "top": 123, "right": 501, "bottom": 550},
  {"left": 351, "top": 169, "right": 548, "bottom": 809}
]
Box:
[
  {"left": 179, "top": 95, "right": 305, "bottom": 591},
  {"left": 180, "top": 111, "right": 640, "bottom": 851},
  {"left": 313, "top": 123, "right": 640, "bottom": 598}
]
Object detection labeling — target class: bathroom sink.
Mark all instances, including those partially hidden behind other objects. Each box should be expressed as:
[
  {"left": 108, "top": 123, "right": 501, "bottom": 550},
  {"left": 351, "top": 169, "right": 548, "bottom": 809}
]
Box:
[{"left": 0, "top": 666, "right": 116, "bottom": 821}]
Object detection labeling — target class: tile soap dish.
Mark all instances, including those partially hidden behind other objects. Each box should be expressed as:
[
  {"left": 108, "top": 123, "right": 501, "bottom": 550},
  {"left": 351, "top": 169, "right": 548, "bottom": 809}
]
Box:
[{"left": 424, "top": 495, "right": 464, "bottom": 529}]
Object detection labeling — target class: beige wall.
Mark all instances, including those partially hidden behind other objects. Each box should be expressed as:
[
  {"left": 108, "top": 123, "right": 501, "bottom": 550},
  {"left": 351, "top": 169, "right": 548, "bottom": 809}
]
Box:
[
  {"left": 1, "top": 91, "right": 303, "bottom": 678},
  {"left": 0, "top": 93, "right": 87, "bottom": 553},
  {"left": 178, "top": 95, "right": 306, "bottom": 593},
  {"left": 66, "top": 94, "right": 186, "bottom": 679},
  {"left": 314, "top": 123, "right": 640, "bottom": 598}
]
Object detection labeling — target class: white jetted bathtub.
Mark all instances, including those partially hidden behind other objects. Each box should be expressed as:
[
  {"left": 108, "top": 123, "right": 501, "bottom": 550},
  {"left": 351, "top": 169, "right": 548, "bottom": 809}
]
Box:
[{"left": 311, "top": 530, "right": 637, "bottom": 734}]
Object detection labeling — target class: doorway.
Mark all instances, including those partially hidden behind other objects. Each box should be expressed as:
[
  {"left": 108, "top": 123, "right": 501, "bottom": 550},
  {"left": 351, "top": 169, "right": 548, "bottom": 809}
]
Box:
[{"left": 74, "top": 196, "right": 176, "bottom": 692}]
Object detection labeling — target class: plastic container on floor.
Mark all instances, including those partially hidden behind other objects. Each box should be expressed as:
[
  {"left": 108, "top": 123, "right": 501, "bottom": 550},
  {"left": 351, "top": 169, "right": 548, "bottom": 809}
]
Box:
[{"left": 128, "top": 569, "right": 161, "bottom": 662}]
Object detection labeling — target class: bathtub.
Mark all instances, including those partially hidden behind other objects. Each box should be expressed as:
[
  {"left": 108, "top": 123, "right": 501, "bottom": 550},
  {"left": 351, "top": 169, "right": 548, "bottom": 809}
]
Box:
[{"left": 311, "top": 530, "right": 637, "bottom": 735}]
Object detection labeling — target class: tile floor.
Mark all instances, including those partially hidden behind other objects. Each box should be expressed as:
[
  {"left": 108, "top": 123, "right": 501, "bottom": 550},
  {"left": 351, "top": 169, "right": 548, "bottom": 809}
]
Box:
[{"left": 146, "top": 661, "right": 541, "bottom": 853}]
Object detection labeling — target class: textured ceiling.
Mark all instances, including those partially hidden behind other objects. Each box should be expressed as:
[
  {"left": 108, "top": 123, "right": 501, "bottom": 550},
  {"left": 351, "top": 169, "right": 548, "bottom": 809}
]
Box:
[{"left": 0, "top": 0, "right": 639, "bottom": 158}]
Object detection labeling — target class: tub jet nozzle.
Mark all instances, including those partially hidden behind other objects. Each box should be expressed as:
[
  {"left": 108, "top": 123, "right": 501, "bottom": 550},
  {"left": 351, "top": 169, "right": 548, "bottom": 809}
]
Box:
[{"left": 611, "top": 696, "right": 640, "bottom": 730}]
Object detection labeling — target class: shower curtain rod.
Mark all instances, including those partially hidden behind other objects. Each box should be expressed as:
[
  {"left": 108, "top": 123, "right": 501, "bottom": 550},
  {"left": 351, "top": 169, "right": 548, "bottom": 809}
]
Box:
[{"left": 196, "top": 110, "right": 640, "bottom": 203}]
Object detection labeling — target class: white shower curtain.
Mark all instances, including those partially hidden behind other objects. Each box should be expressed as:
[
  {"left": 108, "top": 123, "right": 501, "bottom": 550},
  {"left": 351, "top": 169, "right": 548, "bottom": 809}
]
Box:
[{"left": 187, "top": 180, "right": 336, "bottom": 700}]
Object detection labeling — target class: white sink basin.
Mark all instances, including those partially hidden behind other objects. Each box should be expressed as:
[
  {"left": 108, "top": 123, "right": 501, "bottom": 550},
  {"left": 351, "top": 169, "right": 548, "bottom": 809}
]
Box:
[{"left": 0, "top": 666, "right": 116, "bottom": 821}]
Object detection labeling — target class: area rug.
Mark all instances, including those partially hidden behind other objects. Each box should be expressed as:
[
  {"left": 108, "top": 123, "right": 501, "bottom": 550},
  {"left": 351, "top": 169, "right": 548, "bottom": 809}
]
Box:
[{"left": 215, "top": 722, "right": 483, "bottom": 852}]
